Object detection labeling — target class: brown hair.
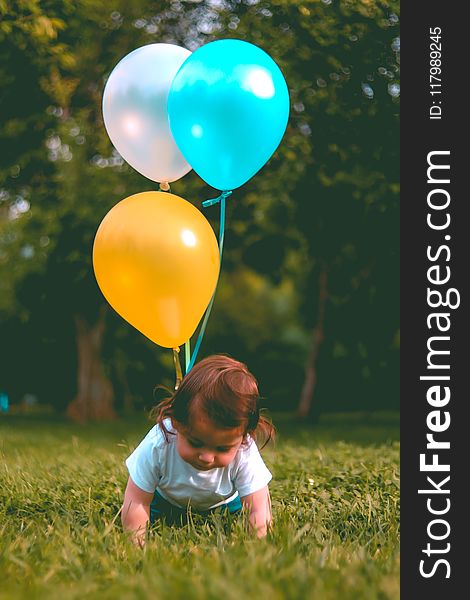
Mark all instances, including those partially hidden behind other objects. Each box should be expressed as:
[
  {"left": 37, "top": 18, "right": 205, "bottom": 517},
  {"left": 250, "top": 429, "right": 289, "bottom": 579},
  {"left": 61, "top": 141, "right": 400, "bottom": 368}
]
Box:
[{"left": 149, "top": 354, "right": 275, "bottom": 449}]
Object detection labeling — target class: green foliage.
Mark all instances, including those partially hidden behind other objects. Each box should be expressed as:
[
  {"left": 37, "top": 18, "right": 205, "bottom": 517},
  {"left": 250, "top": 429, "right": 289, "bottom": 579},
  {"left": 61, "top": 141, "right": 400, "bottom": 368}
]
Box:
[
  {"left": 222, "top": 0, "right": 400, "bottom": 413},
  {"left": 0, "top": 413, "right": 399, "bottom": 599},
  {"left": 0, "top": 0, "right": 399, "bottom": 414}
]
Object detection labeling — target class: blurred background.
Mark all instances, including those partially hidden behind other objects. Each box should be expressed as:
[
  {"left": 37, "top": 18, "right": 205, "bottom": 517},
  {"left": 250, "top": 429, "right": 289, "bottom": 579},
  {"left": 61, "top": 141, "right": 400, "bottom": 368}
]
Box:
[{"left": 0, "top": 0, "right": 399, "bottom": 423}]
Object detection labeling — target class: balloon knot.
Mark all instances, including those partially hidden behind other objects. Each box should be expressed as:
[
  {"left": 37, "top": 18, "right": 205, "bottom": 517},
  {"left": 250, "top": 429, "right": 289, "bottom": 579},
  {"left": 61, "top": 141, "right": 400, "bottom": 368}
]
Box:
[
  {"left": 159, "top": 182, "right": 170, "bottom": 192},
  {"left": 202, "top": 190, "right": 232, "bottom": 208}
]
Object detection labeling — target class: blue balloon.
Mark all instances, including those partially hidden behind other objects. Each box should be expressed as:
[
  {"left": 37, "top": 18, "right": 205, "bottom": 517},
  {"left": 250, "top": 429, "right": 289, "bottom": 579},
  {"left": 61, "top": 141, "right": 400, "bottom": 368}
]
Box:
[{"left": 168, "top": 39, "right": 290, "bottom": 191}]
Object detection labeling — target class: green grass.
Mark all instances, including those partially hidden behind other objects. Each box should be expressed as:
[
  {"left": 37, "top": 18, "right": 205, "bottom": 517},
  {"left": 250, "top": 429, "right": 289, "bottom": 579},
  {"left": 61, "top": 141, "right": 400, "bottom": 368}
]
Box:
[{"left": 0, "top": 412, "right": 399, "bottom": 599}]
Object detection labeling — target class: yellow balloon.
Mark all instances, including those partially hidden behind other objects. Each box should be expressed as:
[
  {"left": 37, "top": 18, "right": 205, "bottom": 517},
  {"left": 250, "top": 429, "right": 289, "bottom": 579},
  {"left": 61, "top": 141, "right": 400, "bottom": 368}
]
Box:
[{"left": 93, "top": 191, "right": 219, "bottom": 348}]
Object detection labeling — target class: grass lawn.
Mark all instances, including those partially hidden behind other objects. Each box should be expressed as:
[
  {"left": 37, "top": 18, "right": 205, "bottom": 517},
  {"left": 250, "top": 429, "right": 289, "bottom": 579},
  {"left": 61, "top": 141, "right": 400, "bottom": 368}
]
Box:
[{"left": 0, "top": 411, "right": 399, "bottom": 599}]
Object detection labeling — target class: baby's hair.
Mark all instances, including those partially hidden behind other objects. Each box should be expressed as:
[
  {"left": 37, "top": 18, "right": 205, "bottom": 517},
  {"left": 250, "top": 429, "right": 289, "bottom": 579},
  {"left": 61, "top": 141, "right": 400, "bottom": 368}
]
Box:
[{"left": 149, "top": 354, "right": 275, "bottom": 449}]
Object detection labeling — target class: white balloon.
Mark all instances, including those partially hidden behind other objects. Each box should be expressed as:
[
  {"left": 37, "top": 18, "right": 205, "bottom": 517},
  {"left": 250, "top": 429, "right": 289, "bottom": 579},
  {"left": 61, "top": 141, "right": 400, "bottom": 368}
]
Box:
[{"left": 102, "top": 43, "right": 192, "bottom": 183}]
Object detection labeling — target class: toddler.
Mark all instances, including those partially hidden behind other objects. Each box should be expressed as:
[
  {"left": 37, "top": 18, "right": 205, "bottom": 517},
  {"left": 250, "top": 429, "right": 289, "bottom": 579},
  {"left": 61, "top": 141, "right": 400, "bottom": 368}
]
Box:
[{"left": 121, "top": 354, "right": 275, "bottom": 547}]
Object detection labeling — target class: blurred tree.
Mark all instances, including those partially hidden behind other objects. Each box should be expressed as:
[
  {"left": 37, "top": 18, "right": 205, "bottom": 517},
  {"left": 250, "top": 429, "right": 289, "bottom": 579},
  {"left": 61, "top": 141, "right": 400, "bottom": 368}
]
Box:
[
  {"left": 0, "top": 1, "right": 156, "bottom": 419},
  {"left": 218, "top": 0, "right": 400, "bottom": 419},
  {"left": 0, "top": 0, "right": 399, "bottom": 421},
  {"left": 0, "top": 0, "right": 80, "bottom": 411},
  {"left": 0, "top": 0, "right": 245, "bottom": 419}
]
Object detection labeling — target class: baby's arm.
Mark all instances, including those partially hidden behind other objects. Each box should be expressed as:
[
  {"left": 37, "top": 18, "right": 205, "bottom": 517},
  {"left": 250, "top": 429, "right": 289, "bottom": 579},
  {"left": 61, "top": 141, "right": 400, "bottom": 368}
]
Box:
[
  {"left": 240, "top": 485, "right": 272, "bottom": 538},
  {"left": 121, "top": 476, "right": 154, "bottom": 548}
]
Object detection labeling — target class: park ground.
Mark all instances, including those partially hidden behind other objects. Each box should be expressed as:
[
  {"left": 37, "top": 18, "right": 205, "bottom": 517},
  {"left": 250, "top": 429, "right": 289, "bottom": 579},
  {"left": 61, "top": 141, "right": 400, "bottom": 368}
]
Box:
[{"left": 0, "top": 411, "right": 399, "bottom": 600}]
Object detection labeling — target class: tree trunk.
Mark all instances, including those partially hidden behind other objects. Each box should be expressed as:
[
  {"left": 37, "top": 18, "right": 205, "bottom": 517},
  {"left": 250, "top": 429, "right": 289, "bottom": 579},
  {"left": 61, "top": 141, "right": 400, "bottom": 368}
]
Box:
[
  {"left": 297, "top": 267, "right": 328, "bottom": 419},
  {"left": 66, "top": 306, "right": 116, "bottom": 423}
]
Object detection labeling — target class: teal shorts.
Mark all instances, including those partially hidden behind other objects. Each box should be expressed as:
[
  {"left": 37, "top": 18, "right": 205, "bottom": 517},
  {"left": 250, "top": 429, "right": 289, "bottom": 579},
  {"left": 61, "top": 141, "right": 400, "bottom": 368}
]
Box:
[{"left": 150, "top": 490, "right": 242, "bottom": 525}]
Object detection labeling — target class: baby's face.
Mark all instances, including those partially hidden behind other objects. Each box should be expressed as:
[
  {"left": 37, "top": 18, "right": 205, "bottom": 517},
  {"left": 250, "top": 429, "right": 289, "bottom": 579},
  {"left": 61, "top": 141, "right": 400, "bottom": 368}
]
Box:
[{"left": 173, "top": 414, "right": 244, "bottom": 471}]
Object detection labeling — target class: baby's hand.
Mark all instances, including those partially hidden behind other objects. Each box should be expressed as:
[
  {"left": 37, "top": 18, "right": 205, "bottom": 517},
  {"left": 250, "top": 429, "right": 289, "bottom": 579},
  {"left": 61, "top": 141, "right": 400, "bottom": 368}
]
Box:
[
  {"left": 121, "top": 476, "right": 153, "bottom": 548},
  {"left": 240, "top": 486, "right": 272, "bottom": 538}
]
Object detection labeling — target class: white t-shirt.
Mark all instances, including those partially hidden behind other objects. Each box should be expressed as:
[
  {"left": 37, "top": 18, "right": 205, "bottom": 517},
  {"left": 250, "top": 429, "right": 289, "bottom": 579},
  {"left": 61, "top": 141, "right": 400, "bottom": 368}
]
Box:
[{"left": 125, "top": 418, "right": 272, "bottom": 510}]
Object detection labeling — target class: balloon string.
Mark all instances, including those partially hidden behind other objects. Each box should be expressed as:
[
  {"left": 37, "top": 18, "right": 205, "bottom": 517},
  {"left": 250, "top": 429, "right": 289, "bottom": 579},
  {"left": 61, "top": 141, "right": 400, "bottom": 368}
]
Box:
[
  {"left": 186, "top": 191, "right": 231, "bottom": 373},
  {"left": 184, "top": 339, "right": 191, "bottom": 374},
  {"left": 202, "top": 189, "right": 232, "bottom": 208},
  {"left": 173, "top": 347, "right": 183, "bottom": 390}
]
